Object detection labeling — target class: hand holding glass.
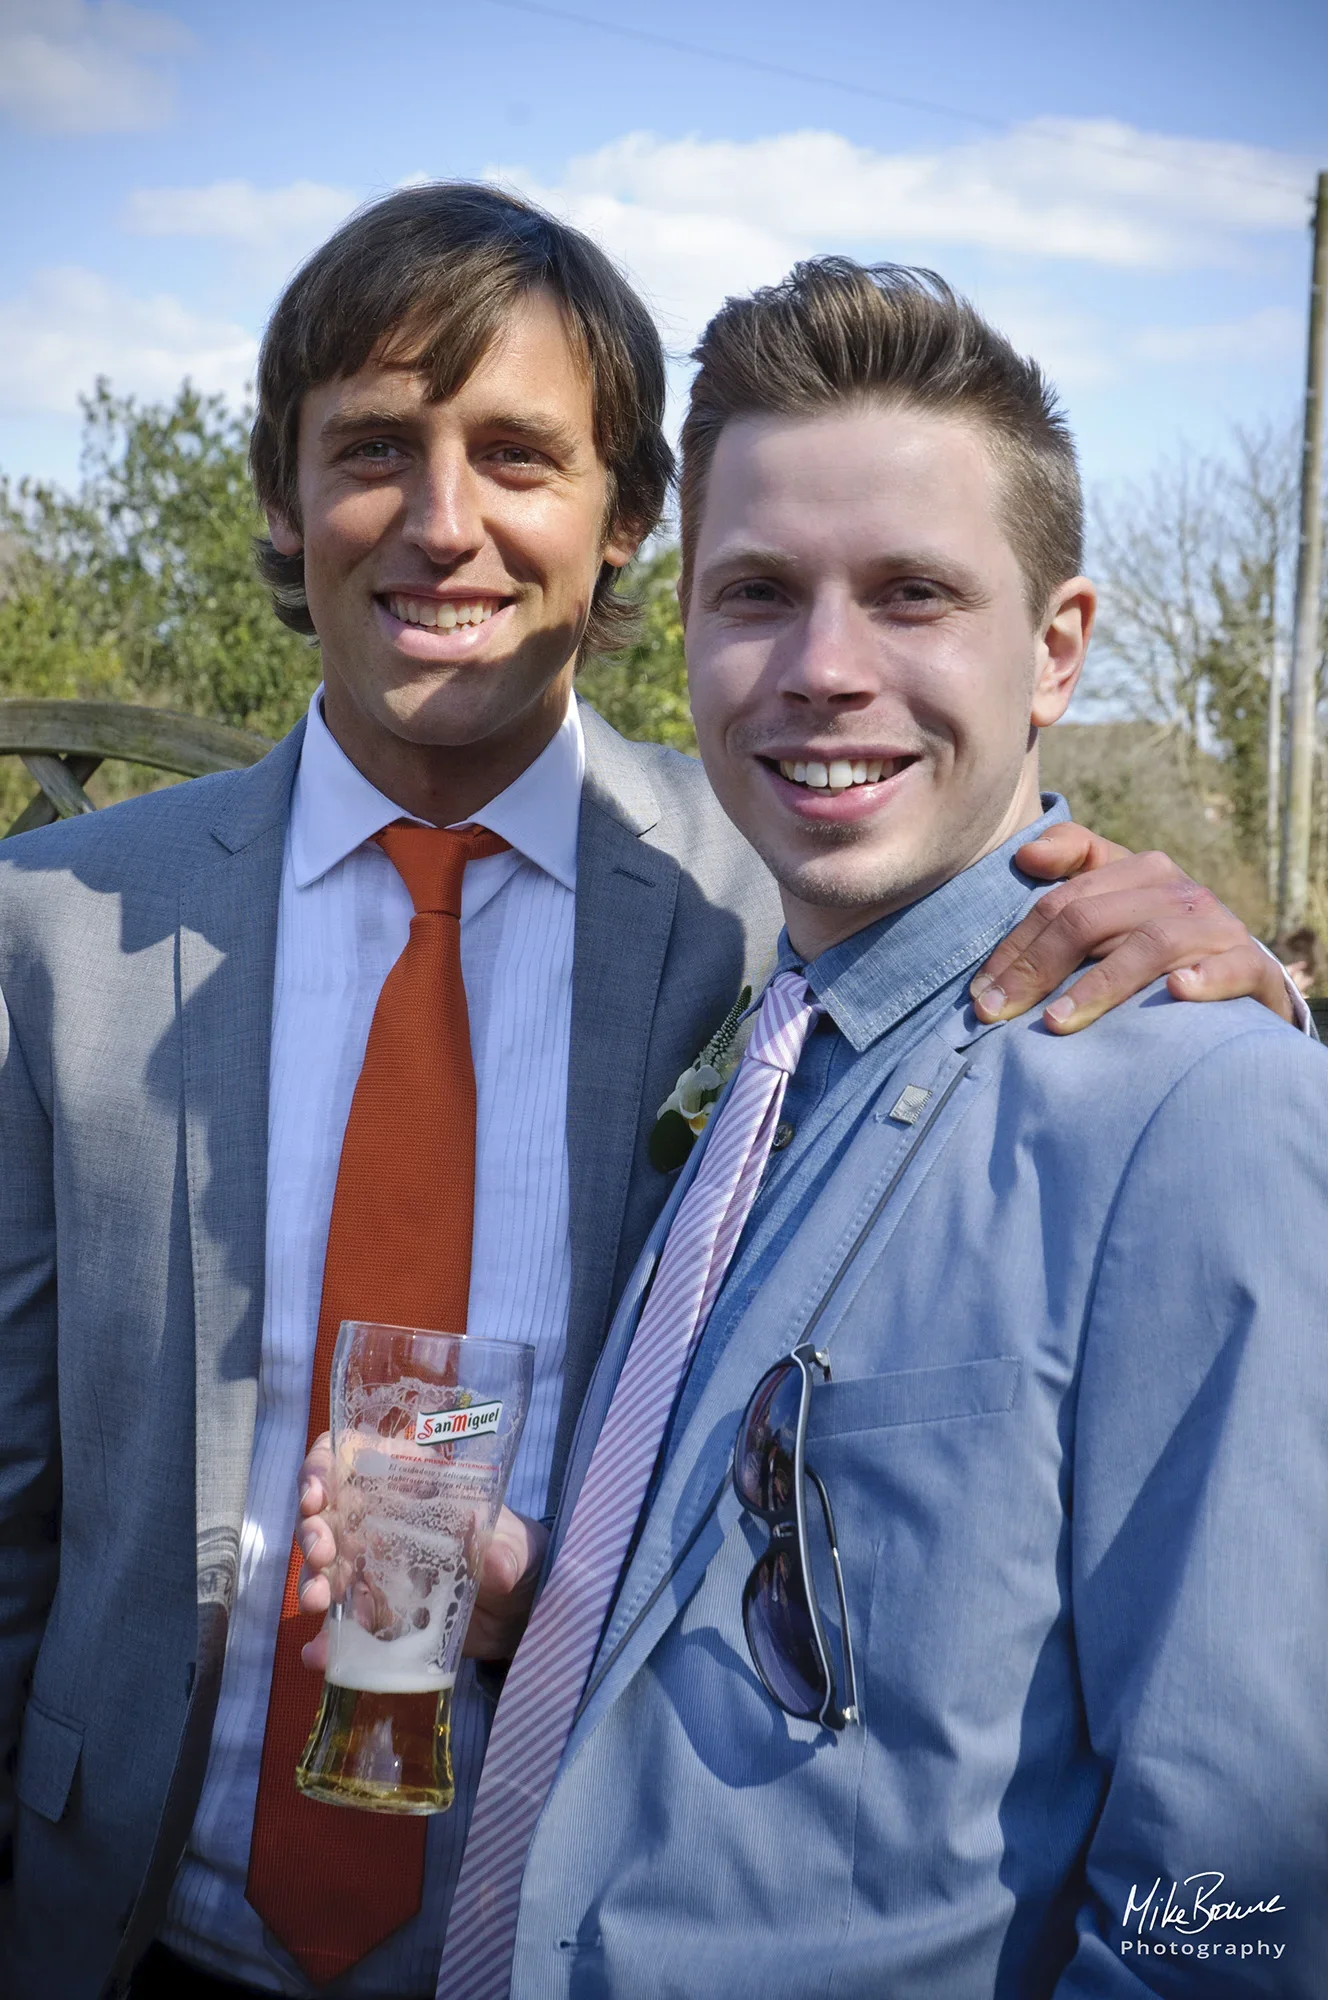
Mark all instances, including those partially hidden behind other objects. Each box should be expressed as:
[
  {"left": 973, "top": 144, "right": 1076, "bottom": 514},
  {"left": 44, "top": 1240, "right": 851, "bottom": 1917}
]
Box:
[{"left": 296, "top": 1323, "right": 534, "bottom": 1815}]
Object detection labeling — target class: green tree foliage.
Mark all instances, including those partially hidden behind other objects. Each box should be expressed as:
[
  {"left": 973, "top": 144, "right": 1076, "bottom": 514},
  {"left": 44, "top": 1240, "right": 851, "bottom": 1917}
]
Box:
[
  {"left": 0, "top": 380, "right": 317, "bottom": 737},
  {"left": 1200, "top": 554, "right": 1277, "bottom": 850},
  {"left": 578, "top": 544, "right": 694, "bottom": 755}
]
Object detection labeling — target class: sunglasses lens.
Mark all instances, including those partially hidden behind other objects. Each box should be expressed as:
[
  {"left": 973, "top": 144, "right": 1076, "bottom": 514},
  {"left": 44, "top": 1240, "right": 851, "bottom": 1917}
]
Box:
[
  {"left": 734, "top": 1361, "right": 803, "bottom": 1514},
  {"left": 743, "top": 1548, "right": 830, "bottom": 1720}
]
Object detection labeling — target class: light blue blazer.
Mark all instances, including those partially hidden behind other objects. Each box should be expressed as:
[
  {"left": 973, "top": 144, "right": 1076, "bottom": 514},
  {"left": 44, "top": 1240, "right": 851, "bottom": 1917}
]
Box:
[{"left": 512, "top": 954, "right": 1328, "bottom": 1996}]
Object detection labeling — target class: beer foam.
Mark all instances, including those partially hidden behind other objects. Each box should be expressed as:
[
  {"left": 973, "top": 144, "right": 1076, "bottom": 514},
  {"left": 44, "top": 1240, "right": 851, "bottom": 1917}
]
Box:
[
  {"left": 327, "top": 1398, "right": 506, "bottom": 1695},
  {"left": 326, "top": 1614, "right": 459, "bottom": 1694}
]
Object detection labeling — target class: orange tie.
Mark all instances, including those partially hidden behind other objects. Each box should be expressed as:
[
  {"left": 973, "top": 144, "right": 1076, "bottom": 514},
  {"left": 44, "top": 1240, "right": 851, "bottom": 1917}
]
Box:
[{"left": 245, "top": 821, "right": 510, "bottom": 1986}]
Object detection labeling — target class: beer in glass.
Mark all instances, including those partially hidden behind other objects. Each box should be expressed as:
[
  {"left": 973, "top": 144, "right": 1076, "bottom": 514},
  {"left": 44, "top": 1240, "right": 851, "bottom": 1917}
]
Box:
[{"left": 296, "top": 1322, "right": 534, "bottom": 1814}]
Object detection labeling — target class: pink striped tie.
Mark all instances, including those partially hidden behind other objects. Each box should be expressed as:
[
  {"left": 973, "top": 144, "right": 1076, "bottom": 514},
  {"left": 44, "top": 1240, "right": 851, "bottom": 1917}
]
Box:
[{"left": 436, "top": 971, "right": 820, "bottom": 2000}]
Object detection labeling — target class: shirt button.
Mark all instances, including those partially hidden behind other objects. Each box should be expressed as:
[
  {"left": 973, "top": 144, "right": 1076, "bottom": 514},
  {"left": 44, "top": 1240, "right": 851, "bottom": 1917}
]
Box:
[{"left": 771, "top": 1121, "right": 795, "bottom": 1152}]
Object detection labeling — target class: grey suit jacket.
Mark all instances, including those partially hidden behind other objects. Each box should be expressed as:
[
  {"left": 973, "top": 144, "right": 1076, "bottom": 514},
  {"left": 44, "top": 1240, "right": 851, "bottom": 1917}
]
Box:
[{"left": 0, "top": 700, "right": 780, "bottom": 1999}]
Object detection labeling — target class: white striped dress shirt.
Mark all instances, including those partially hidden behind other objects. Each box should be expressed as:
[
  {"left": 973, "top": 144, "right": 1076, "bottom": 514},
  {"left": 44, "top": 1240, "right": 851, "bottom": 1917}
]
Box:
[{"left": 163, "top": 689, "right": 583, "bottom": 1994}]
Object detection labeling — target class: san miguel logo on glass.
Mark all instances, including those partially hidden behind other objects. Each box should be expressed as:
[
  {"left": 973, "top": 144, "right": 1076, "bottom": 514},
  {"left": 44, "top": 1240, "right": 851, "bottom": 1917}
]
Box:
[{"left": 414, "top": 1399, "right": 504, "bottom": 1446}]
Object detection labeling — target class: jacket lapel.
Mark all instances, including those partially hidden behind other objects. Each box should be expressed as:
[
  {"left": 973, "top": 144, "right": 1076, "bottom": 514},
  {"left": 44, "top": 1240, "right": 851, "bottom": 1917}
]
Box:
[
  {"left": 566, "top": 1025, "right": 985, "bottom": 1743},
  {"left": 555, "top": 709, "right": 680, "bottom": 1495},
  {"left": 546, "top": 1129, "right": 710, "bottom": 1575},
  {"left": 118, "top": 728, "right": 303, "bottom": 1970},
  {"left": 179, "top": 723, "right": 302, "bottom": 1647}
]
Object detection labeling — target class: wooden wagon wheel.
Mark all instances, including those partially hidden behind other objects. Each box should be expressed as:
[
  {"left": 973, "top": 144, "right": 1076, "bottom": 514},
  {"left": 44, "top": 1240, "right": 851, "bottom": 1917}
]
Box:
[{"left": 0, "top": 698, "right": 273, "bottom": 838}]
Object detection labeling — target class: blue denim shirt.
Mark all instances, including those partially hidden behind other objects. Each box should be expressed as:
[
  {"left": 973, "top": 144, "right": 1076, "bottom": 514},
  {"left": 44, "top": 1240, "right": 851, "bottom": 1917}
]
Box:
[{"left": 767, "top": 796, "right": 1065, "bottom": 1205}]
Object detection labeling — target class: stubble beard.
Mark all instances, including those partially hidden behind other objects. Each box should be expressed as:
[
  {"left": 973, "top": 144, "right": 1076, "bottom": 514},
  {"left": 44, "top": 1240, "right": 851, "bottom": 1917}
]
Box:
[{"left": 753, "top": 813, "right": 945, "bottom": 920}]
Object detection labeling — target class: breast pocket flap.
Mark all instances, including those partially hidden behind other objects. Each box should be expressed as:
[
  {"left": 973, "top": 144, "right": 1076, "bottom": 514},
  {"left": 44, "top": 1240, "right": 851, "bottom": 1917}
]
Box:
[
  {"left": 806, "top": 1356, "right": 1021, "bottom": 1440},
  {"left": 15, "top": 1696, "right": 84, "bottom": 1823}
]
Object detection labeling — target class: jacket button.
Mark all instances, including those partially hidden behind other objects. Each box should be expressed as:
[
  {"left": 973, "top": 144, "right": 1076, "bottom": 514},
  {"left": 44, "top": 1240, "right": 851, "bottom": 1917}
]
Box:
[{"left": 771, "top": 1121, "right": 794, "bottom": 1151}]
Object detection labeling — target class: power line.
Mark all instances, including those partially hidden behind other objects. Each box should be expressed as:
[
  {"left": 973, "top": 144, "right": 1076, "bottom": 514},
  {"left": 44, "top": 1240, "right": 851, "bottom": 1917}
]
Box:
[
  {"left": 480, "top": 0, "right": 1308, "bottom": 200},
  {"left": 486, "top": 0, "right": 1011, "bottom": 134}
]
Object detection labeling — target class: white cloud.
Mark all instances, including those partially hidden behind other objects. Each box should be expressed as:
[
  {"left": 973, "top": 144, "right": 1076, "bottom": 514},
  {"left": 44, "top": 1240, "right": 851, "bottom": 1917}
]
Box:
[
  {"left": 0, "top": 267, "right": 256, "bottom": 415},
  {"left": 494, "top": 171, "right": 796, "bottom": 353},
  {"left": 2, "top": 120, "right": 1298, "bottom": 454},
  {"left": 1132, "top": 306, "right": 1302, "bottom": 365},
  {"left": 492, "top": 119, "right": 1312, "bottom": 350},
  {"left": 123, "top": 177, "right": 359, "bottom": 266},
  {"left": 0, "top": 0, "right": 192, "bottom": 134}
]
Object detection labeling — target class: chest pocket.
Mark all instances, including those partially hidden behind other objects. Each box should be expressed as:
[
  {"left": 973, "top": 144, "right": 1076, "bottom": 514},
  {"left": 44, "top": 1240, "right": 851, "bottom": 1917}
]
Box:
[
  {"left": 804, "top": 1356, "right": 1021, "bottom": 1441},
  {"left": 15, "top": 1696, "right": 84, "bottom": 1822}
]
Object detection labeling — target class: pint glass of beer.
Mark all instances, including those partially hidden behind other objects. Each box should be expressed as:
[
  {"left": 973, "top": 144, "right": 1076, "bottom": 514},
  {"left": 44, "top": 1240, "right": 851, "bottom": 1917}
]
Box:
[{"left": 296, "top": 1322, "right": 534, "bottom": 1815}]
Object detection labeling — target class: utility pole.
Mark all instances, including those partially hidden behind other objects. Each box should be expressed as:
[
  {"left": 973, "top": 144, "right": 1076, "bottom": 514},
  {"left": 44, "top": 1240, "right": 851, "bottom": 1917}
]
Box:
[{"left": 1279, "top": 170, "right": 1328, "bottom": 934}]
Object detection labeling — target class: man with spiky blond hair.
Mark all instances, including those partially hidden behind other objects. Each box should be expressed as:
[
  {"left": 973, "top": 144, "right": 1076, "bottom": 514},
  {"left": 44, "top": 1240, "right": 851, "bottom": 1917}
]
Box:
[{"left": 421, "top": 261, "right": 1327, "bottom": 2000}]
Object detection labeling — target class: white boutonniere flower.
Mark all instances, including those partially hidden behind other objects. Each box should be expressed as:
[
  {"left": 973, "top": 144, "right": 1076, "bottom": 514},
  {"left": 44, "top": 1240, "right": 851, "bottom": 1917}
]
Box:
[{"left": 649, "top": 985, "right": 752, "bottom": 1172}]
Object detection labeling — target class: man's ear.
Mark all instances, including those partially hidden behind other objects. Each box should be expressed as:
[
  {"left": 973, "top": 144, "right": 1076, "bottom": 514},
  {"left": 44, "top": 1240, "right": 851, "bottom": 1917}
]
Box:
[
  {"left": 601, "top": 518, "right": 644, "bottom": 573},
  {"left": 266, "top": 508, "right": 303, "bottom": 558},
  {"left": 1031, "top": 576, "right": 1095, "bottom": 728}
]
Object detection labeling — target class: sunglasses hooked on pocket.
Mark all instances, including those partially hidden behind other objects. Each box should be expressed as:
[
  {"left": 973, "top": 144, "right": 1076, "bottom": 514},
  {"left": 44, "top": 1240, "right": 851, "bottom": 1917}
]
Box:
[{"left": 733, "top": 1344, "right": 859, "bottom": 1730}]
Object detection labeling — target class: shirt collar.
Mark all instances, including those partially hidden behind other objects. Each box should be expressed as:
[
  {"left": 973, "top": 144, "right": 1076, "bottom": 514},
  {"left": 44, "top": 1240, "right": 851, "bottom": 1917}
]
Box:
[
  {"left": 776, "top": 795, "right": 1071, "bottom": 1053},
  {"left": 289, "top": 686, "right": 584, "bottom": 892}
]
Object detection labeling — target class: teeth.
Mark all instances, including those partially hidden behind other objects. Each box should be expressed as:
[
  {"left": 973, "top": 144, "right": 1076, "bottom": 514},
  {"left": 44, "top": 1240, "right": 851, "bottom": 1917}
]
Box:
[
  {"left": 388, "top": 595, "right": 496, "bottom": 629},
  {"left": 777, "top": 756, "right": 897, "bottom": 790}
]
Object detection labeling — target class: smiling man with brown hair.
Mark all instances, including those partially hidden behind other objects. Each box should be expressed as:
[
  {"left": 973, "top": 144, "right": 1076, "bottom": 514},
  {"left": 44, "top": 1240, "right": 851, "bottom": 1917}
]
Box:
[{"left": 0, "top": 191, "right": 1305, "bottom": 2000}]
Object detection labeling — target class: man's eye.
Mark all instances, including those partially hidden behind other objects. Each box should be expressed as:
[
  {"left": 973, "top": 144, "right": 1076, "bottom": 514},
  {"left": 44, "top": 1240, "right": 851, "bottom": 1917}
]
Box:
[
  {"left": 887, "top": 580, "right": 945, "bottom": 610},
  {"left": 347, "top": 439, "right": 402, "bottom": 465},
  {"left": 487, "top": 445, "right": 547, "bottom": 469},
  {"left": 724, "top": 580, "right": 782, "bottom": 605}
]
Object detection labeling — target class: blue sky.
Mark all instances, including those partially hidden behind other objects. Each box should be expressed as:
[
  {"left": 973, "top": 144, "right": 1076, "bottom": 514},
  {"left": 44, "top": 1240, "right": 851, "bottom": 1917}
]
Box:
[{"left": 1, "top": 0, "right": 1325, "bottom": 503}]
